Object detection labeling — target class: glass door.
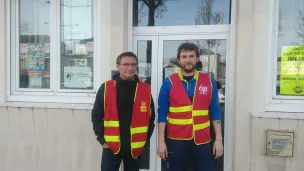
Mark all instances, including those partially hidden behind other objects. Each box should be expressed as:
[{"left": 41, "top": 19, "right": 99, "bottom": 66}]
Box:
[
  {"left": 133, "top": 34, "right": 230, "bottom": 171},
  {"left": 156, "top": 34, "right": 229, "bottom": 171},
  {"left": 132, "top": 36, "right": 159, "bottom": 171}
]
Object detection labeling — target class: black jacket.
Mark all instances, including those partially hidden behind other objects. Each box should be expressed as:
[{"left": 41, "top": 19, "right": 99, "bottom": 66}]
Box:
[{"left": 91, "top": 74, "right": 155, "bottom": 156}]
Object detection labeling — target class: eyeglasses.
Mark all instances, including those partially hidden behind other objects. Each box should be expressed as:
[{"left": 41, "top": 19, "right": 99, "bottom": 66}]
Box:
[{"left": 119, "top": 63, "right": 137, "bottom": 68}]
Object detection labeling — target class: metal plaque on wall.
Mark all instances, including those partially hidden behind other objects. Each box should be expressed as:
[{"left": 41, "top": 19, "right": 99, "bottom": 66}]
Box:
[{"left": 265, "top": 129, "right": 294, "bottom": 157}]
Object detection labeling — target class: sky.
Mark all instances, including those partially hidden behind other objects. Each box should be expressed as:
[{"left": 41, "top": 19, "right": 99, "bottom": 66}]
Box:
[
  {"left": 20, "top": 0, "right": 230, "bottom": 38},
  {"left": 134, "top": 0, "right": 229, "bottom": 70},
  {"left": 20, "top": 0, "right": 93, "bottom": 40},
  {"left": 20, "top": 0, "right": 230, "bottom": 77},
  {"left": 20, "top": 0, "right": 229, "bottom": 75},
  {"left": 20, "top": 0, "right": 303, "bottom": 61},
  {"left": 137, "top": 0, "right": 230, "bottom": 26}
]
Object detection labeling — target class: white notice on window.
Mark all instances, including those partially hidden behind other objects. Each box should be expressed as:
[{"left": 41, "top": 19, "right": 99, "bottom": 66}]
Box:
[
  {"left": 73, "top": 59, "right": 87, "bottom": 67},
  {"left": 64, "top": 67, "right": 92, "bottom": 88}
]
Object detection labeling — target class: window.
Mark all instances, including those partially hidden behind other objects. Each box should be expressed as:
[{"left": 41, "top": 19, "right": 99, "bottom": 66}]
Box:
[
  {"left": 272, "top": 0, "right": 304, "bottom": 99},
  {"left": 11, "top": 0, "right": 96, "bottom": 102},
  {"left": 133, "top": 0, "right": 231, "bottom": 26},
  {"left": 19, "top": 0, "right": 51, "bottom": 89},
  {"left": 60, "top": 1, "right": 94, "bottom": 90}
]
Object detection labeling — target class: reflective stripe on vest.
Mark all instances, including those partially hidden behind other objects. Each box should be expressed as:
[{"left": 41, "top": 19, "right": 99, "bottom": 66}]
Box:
[
  {"left": 167, "top": 72, "right": 212, "bottom": 144},
  {"left": 104, "top": 135, "right": 120, "bottom": 142},
  {"left": 104, "top": 121, "right": 119, "bottom": 127},
  {"left": 104, "top": 80, "right": 151, "bottom": 158},
  {"left": 169, "top": 105, "right": 209, "bottom": 116},
  {"left": 130, "top": 126, "right": 148, "bottom": 149}
]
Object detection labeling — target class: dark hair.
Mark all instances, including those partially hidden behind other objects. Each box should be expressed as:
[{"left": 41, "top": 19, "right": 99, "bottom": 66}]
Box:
[
  {"left": 177, "top": 43, "right": 200, "bottom": 59},
  {"left": 116, "top": 52, "right": 138, "bottom": 64}
]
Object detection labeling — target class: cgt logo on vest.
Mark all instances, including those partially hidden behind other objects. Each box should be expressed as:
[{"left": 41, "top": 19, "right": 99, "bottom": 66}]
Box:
[
  {"left": 141, "top": 101, "right": 147, "bottom": 112},
  {"left": 198, "top": 84, "right": 208, "bottom": 95}
]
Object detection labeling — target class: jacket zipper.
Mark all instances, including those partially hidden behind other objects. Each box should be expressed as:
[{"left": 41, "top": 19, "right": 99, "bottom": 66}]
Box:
[{"left": 187, "top": 82, "right": 189, "bottom": 92}]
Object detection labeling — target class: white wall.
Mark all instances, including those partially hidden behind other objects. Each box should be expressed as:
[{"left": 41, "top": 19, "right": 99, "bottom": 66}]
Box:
[
  {"left": 0, "top": 0, "right": 7, "bottom": 103},
  {"left": 110, "top": 0, "right": 129, "bottom": 71},
  {"left": 251, "top": 117, "right": 304, "bottom": 171},
  {"left": 0, "top": 107, "right": 101, "bottom": 171},
  {"left": 2, "top": 0, "right": 304, "bottom": 170},
  {"left": 97, "top": 0, "right": 130, "bottom": 84},
  {"left": 98, "top": 0, "right": 114, "bottom": 83},
  {"left": 234, "top": 0, "right": 304, "bottom": 170},
  {"left": 251, "top": 0, "right": 270, "bottom": 114},
  {"left": 234, "top": 0, "right": 254, "bottom": 170}
]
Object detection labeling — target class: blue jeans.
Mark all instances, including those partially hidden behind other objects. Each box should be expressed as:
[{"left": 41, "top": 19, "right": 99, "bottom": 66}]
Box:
[
  {"left": 167, "top": 139, "right": 215, "bottom": 171},
  {"left": 101, "top": 148, "right": 140, "bottom": 171}
]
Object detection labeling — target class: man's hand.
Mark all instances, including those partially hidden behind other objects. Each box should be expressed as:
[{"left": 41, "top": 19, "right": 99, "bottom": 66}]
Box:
[
  {"left": 103, "top": 143, "right": 110, "bottom": 148},
  {"left": 212, "top": 120, "right": 223, "bottom": 159},
  {"left": 213, "top": 138, "right": 223, "bottom": 159},
  {"left": 157, "top": 123, "right": 167, "bottom": 160},
  {"left": 157, "top": 141, "right": 168, "bottom": 160}
]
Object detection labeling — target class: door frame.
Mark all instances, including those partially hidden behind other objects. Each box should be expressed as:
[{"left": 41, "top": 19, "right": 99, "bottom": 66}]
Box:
[
  {"left": 133, "top": 34, "right": 233, "bottom": 171},
  {"left": 129, "top": 1, "right": 237, "bottom": 171},
  {"left": 132, "top": 36, "right": 159, "bottom": 171},
  {"left": 157, "top": 34, "right": 231, "bottom": 171}
]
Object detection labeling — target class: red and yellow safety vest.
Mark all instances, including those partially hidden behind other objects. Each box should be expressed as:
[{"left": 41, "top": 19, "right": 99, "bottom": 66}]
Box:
[
  {"left": 103, "top": 80, "right": 151, "bottom": 158},
  {"left": 167, "top": 72, "right": 212, "bottom": 145}
]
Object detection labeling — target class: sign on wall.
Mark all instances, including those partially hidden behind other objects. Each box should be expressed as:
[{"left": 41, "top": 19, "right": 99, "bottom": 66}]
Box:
[
  {"left": 265, "top": 129, "right": 294, "bottom": 157},
  {"left": 280, "top": 46, "right": 304, "bottom": 95}
]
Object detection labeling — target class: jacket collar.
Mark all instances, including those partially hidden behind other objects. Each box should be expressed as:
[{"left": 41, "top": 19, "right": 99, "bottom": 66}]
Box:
[
  {"left": 177, "top": 70, "right": 199, "bottom": 81},
  {"left": 112, "top": 73, "right": 140, "bottom": 82}
]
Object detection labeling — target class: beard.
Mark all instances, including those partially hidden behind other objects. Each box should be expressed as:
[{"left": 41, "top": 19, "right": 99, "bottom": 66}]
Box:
[{"left": 181, "top": 63, "right": 196, "bottom": 73}]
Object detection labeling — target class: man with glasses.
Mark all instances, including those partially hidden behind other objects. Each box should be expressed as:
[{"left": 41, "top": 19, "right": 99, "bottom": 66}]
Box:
[{"left": 92, "top": 52, "right": 155, "bottom": 171}]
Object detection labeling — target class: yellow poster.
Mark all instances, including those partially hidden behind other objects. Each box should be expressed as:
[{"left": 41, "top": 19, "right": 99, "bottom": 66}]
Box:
[{"left": 280, "top": 46, "right": 304, "bottom": 95}]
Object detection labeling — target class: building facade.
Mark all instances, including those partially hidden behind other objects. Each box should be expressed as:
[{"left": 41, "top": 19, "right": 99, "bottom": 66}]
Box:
[{"left": 0, "top": 0, "right": 304, "bottom": 171}]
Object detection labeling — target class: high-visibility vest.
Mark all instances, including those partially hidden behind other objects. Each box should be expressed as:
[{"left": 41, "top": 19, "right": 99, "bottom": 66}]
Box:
[
  {"left": 103, "top": 80, "right": 151, "bottom": 158},
  {"left": 167, "top": 72, "right": 212, "bottom": 144}
]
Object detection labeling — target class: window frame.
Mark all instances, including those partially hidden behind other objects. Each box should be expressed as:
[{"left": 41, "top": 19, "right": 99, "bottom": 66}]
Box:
[
  {"left": 8, "top": 0, "right": 99, "bottom": 103},
  {"left": 267, "top": 0, "right": 304, "bottom": 112}
]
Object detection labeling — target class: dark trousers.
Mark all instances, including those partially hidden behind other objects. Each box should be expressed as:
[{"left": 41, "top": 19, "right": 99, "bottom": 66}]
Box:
[
  {"left": 101, "top": 148, "right": 140, "bottom": 171},
  {"left": 167, "top": 139, "right": 215, "bottom": 171}
]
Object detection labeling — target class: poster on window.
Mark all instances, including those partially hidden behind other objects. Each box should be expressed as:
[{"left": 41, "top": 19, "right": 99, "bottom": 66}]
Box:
[
  {"left": 73, "top": 59, "right": 87, "bottom": 67},
  {"left": 28, "top": 72, "right": 43, "bottom": 88},
  {"left": 26, "top": 43, "right": 45, "bottom": 72},
  {"left": 74, "top": 44, "right": 87, "bottom": 55},
  {"left": 44, "top": 43, "right": 50, "bottom": 55},
  {"left": 86, "top": 42, "right": 94, "bottom": 53},
  {"left": 20, "top": 43, "right": 27, "bottom": 58},
  {"left": 64, "top": 67, "right": 92, "bottom": 88},
  {"left": 86, "top": 42, "right": 94, "bottom": 57},
  {"left": 280, "top": 46, "right": 304, "bottom": 95},
  {"left": 27, "top": 57, "right": 45, "bottom": 72},
  {"left": 65, "top": 41, "right": 74, "bottom": 55},
  {"left": 27, "top": 43, "right": 44, "bottom": 57}
]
